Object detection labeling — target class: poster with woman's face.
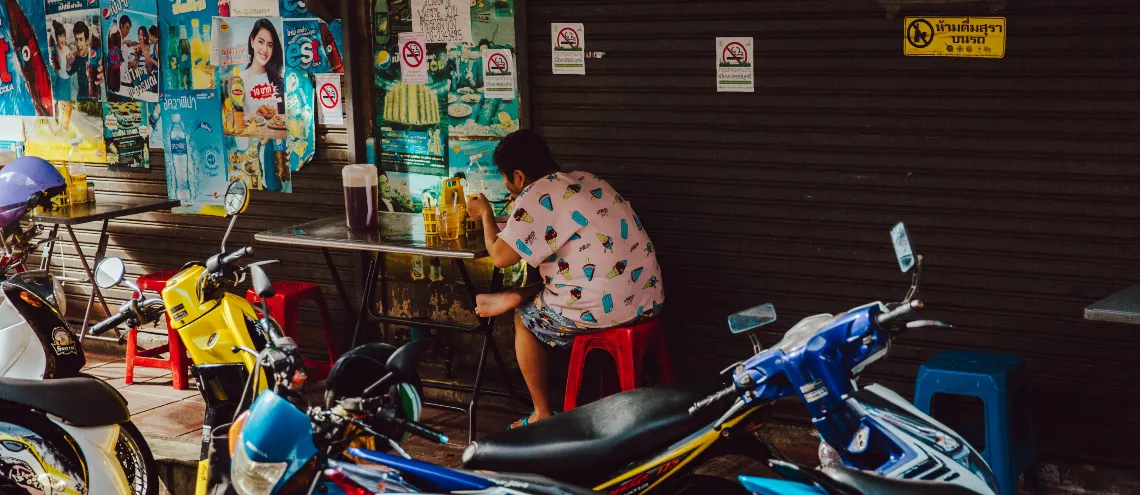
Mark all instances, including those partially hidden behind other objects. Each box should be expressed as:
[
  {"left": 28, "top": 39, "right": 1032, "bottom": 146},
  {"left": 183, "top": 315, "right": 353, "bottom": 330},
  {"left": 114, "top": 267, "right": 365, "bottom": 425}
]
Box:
[{"left": 215, "top": 16, "right": 286, "bottom": 139}]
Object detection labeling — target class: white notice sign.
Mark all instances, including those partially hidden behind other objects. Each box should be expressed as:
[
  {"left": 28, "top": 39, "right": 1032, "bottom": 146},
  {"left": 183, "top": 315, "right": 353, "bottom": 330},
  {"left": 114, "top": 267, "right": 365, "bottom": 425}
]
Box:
[
  {"left": 229, "top": 0, "right": 280, "bottom": 17},
  {"left": 551, "top": 23, "right": 585, "bottom": 75},
  {"left": 716, "top": 37, "right": 754, "bottom": 93},
  {"left": 411, "top": 0, "right": 473, "bottom": 44},
  {"left": 482, "top": 49, "right": 516, "bottom": 100},
  {"left": 399, "top": 32, "right": 429, "bottom": 85},
  {"left": 314, "top": 74, "right": 344, "bottom": 125}
]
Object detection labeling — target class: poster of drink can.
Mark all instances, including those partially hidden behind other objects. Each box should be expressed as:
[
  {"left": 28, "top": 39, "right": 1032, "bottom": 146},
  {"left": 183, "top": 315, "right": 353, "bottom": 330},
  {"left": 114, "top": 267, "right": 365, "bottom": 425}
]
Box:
[
  {"left": 162, "top": 90, "right": 227, "bottom": 215},
  {"left": 0, "top": 0, "right": 54, "bottom": 116},
  {"left": 101, "top": 0, "right": 159, "bottom": 102},
  {"left": 214, "top": 16, "right": 286, "bottom": 139},
  {"left": 158, "top": 0, "right": 217, "bottom": 94},
  {"left": 46, "top": 0, "right": 105, "bottom": 101}
]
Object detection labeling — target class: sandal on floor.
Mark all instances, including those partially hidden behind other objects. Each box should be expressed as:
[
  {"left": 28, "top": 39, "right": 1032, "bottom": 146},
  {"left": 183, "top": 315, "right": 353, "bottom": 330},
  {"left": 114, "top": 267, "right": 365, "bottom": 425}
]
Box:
[{"left": 508, "top": 410, "right": 559, "bottom": 430}]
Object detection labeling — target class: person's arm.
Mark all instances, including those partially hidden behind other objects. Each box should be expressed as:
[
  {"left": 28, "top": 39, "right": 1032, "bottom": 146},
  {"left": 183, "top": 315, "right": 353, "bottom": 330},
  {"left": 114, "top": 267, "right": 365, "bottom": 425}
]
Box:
[{"left": 481, "top": 208, "right": 522, "bottom": 268}]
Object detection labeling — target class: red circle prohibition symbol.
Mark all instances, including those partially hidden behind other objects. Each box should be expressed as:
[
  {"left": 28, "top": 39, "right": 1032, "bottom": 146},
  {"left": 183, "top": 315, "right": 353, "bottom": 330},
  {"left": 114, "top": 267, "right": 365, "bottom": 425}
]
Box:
[
  {"left": 489, "top": 53, "right": 509, "bottom": 72},
  {"left": 319, "top": 83, "right": 339, "bottom": 109},
  {"left": 557, "top": 27, "right": 579, "bottom": 48},
  {"left": 721, "top": 42, "right": 748, "bottom": 64},
  {"left": 403, "top": 41, "right": 424, "bottom": 68}
]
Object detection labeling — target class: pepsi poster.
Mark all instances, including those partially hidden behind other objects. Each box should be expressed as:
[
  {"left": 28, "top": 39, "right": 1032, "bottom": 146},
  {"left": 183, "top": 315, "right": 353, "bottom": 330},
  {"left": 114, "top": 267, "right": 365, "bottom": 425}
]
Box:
[
  {"left": 159, "top": 0, "right": 217, "bottom": 93},
  {"left": 102, "top": 0, "right": 159, "bottom": 102},
  {"left": 0, "top": 0, "right": 53, "bottom": 115},
  {"left": 46, "top": 0, "right": 104, "bottom": 101}
]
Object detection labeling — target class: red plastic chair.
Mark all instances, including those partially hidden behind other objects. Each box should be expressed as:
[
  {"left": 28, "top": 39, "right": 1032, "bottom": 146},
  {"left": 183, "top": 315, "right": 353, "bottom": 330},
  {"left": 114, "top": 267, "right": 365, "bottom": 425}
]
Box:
[
  {"left": 563, "top": 317, "right": 673, "bottom": 411},
  {"left": 245, "top": 281, "right": 339, "bottom": 381},
  {"left": 128, "top": 269, "right": 190, "bottom": 390}
]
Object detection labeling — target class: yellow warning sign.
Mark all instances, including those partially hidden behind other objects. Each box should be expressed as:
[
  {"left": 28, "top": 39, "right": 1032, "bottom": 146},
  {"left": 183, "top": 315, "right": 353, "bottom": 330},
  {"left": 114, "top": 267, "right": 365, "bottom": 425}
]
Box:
[{"left": 904, "top": 17, "right": 1005, "bottom": 58}]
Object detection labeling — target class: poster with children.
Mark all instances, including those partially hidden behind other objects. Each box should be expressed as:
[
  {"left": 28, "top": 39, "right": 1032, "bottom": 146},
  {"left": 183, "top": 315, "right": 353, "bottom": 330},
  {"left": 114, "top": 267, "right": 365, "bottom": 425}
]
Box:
[
  {"left": 162, "top": 90, "right": 227, "bottom": 215},
  {"left": 46, "top": 0, "right": 104, "bottom": 101},
  {"left": 0, "top": 0, "right": 53, "bottom": 116},
  {"left": 102, "top": 0, "right": 159, "bottom": 102},
  {"left": 214, "top": 16, "right": 286, "bottom": 139},
  {"left": 158, "top": 0, "right": 217, "bottom": 93}
]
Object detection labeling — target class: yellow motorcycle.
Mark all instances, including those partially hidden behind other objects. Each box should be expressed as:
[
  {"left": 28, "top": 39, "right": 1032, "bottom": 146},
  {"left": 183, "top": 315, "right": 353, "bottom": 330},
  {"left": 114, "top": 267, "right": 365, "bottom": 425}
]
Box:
[{"left": 90, "top": 180, "right": 279, "bottom": 461}]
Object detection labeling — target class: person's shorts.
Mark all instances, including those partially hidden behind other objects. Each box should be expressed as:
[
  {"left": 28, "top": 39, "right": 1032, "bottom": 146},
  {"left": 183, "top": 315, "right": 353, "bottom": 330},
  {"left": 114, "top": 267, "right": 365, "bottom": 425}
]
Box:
[{"left": 517, "top": 293, "right": 660, "bottom": 349}]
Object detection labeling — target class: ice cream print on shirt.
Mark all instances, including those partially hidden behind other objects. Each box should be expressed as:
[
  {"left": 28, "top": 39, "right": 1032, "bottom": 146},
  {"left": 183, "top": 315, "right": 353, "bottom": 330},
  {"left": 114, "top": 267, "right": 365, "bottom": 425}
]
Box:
[{"left": 500, "top": 172, "right": 664, "bottom": 328}]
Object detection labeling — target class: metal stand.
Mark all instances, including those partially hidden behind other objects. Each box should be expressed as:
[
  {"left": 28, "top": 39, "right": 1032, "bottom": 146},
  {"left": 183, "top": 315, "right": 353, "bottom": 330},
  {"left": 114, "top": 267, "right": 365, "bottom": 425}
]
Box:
[{"left": 67, "top": 220, "right": 118, "bottom": 342}]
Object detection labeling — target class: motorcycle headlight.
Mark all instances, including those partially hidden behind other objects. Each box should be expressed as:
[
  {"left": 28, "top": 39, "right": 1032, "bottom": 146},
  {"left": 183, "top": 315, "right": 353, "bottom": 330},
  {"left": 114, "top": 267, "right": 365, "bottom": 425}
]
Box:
[
  {"left": 51, "top": 276, "right": 67, "bottom": 317},
  {"left": 231, "top": 437, "right": 288, "bottom": 495}
]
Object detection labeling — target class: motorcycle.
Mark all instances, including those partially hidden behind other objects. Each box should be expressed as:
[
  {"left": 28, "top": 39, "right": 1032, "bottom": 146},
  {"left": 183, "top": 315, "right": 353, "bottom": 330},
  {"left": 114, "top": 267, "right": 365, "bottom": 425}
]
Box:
[
  {"left": 0, "top": 156, "right": 156, "bottom": 495},
  {"left": 460, "top": 223, "right": 998, "bottom": 495},
  {"left": 739, "top": 459, "right": 984, "bottom": 495}
]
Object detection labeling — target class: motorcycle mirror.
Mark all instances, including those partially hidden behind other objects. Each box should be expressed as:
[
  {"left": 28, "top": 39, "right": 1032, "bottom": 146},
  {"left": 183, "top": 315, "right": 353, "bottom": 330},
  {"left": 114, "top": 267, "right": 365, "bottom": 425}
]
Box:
[
  {"left": 223, "top": 180, "right": 250, "bottom": 217},
  {"left": 248, "top": 264, "right": 275, "bottom": 300},
  {"left": 94, "top": 257, "right": 126, "bottom": 289},
  {"left": 890, "top": 222, "right": 916, "bottom": 273},
  {"left": 385, "top": 339, "right": 430, "bottom": 377},
  {"left": 728, "top": 303, "right": 777, "bottom": 334}
]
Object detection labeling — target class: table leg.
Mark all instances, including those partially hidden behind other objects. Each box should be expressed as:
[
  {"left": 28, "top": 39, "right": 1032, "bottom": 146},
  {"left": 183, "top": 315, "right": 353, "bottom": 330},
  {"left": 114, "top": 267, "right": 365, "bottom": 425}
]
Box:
[
  {"left": 322, "top": 248, "right": 358, "bottom": 346},
  {"left": 70, "top": 223, "right": 113, "bottom": 341},
  {"left": 42, "top": 224, "right": 59, "bottom": 271},
  {"left": 350, "top": 253, "right": 382, "bottom": 349},
  {"left": 468, "top": 333, "right": 490, "bottom": 444}
]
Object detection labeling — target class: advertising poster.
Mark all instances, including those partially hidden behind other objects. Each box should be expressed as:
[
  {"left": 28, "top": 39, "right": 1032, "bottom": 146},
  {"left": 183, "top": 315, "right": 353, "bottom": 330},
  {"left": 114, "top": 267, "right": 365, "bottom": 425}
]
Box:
[
  {"left": 0, "top": 116, "right": 25, "bottom": 155},
  {"left": 446, "top": 42, "right": 518, "bottom": 137},
  {"left": 214, "top": 16, "right": 286, "bottom": 139},
  {"left": 0, "top": 0, "right": 53, "bottom": 116},
  {"left": 103, "top": 101, "right": 150, "bottom": 169},
  {"left": 24, "top": 100, "right": 106, "bottom": 162},
  {"left": 284, "top": 68, "right": 313, "bottom": 170},
  {"left": 46, "top": 0, "right": 104, "bottom": 101},
  {"left": 224, "top": 136, "right": 291, "bottom": 192},
  {"left": 377, "top": 35, "right": 448, "bottom": 176},
  {"left": 102, "top": 0, "right": 159, "bottom": 102},
  {"left": 162, "top": 90, "right": 227, "bottom": 215},
  {"left": 230, "top": 0, "right": 278, "bottom": 17},
  {"left": 147, "top": 100, "right": 161, "bottom": 147},
  {"left": 283, "top": 19, "right": 337, "bottom": 74},
  {"left": 158, "top": 0, "right": 217, "bottom": 93},
  {"left": 380, "top": 139, "right": 509, "bottom": 214}
]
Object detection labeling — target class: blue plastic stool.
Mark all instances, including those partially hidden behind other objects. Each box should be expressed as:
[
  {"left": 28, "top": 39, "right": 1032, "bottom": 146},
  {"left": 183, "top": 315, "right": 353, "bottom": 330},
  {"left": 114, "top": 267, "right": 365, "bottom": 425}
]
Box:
[{"left": 914, "top": 350, "right": 1037, "bottom": 495}]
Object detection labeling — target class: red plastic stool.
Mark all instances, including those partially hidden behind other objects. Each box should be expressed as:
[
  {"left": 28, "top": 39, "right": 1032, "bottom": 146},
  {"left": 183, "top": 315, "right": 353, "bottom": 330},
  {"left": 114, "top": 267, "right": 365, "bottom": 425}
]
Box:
[
  {"left": 127, "top": 269, "right": 190, "bottom": 390},
  {"left": 563, "top": 317, "right": 673, "bottom": 411},
  {"left": 245, "top": 281, "right": 339, "bottom": 381}
]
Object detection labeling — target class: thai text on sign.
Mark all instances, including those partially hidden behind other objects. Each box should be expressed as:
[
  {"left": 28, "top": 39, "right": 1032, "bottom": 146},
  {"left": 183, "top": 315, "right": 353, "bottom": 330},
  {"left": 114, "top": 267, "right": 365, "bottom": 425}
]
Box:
[{"left": 904, "top": 17, "right": 1005, "bottom": 58}]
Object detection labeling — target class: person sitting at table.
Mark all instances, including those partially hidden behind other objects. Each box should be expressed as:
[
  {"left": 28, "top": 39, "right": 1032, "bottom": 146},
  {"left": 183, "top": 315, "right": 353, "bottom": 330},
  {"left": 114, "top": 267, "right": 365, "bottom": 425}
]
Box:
[{"left": 466, "top": 130, "right": 665, "bottom": 428}]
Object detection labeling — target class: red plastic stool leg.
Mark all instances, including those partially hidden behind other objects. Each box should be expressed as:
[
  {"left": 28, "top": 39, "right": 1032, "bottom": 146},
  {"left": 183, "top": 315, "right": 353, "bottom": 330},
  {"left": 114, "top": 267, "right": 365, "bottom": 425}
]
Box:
[
  {"left": 564, "top": 338, "right": 590, "bottom": 411},
  {"left": 615, "top": 331, "right": 638, "bottom": 392},
  {"left": 125, "top": 328, "right": 138, "bottom": 385}
]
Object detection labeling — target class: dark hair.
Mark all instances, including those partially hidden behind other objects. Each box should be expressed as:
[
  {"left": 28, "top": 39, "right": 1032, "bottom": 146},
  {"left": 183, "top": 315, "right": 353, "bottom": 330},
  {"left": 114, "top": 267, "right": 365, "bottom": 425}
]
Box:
[
  {"left": 73, "top": 21, "right": 89, "bottom": 41},
  {"left": 247, "top": 19, "right": 284, "bottom": 93},
  {"left": 52, "top": 20, "right": 64, "bottom": 37},
  {"left": 120, "top": 15, "right": 131, "bottom": 28},
  {"left": 138, "top": 26, "right": 146, "bottom": 42},
  {"left": 149, "top": 26, "right": 159, "bottom": 38},
  {"left": 493, "top": 130, "right": 559, "bottom": 181}
]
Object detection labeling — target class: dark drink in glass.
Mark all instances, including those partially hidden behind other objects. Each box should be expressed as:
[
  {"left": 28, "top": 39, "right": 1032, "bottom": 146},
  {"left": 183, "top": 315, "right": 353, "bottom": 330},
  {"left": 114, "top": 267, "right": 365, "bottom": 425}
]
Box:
[{"left": 342, "top": 164, "right": 379, "bottom": 230}]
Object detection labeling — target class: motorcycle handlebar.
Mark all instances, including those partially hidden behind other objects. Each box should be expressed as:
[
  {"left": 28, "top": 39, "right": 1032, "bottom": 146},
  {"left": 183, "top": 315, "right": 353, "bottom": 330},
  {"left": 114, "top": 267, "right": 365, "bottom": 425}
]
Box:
[
  {"left": 397, "top": 418, "right": 449, "bottom": 444},
  {"left": 876, "top": 300, "right": 923, "bottom": 326},
  {"left": 206, "top": 247, "right": 254, "bottom": 274},
  {"left": 90, "top": 310, "right": 132, "bottom": 336},
  {"left": 689, "top": 384, "right": 737, "bottom": 416}
]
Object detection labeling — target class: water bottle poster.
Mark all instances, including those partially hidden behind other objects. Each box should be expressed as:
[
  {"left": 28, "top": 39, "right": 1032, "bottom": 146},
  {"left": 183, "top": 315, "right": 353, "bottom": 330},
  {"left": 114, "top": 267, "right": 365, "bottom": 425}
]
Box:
[
  {"left": 0, "top": 0, "right": 54, "bottom": 116},
  {"left": 24, "top": 99, "right": 107, "bottom": 162},
  {"left": 158, "top": 0, "right": 218, "bottom": 94},
  {"left": 283, "top": 68, "right": 312, "bottom": 171},
  {"left": 101, "top": 0, "right": 159, "bottom": 102},
  {"left": 103, "top": 101, "right": 150, "bottom": 170},
  {"left": 162, "top": 90, "right": 227, "bottom": 215},
  {"left": 215, "top": 16, "right": 286, "bottom": 139},
  {"left": 45, "top": 0, "right": 105, "bottom": 101}
]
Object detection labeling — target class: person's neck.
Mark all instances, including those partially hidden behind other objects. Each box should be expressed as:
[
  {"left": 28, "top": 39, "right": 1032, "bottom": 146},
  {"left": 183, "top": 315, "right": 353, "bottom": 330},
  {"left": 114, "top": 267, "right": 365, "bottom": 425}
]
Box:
[{"left": 250, "top": 64, "right": 267, "bottom": 75}]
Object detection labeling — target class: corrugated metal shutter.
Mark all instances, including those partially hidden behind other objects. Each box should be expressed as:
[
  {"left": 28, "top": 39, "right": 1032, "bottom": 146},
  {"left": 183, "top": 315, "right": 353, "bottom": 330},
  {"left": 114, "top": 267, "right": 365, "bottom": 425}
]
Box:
[
  {"left": 525, "top": 0, "right": 1140, "bottom": 466},
  {"left": 44, "top": 122, "right": 357, "bottom": 355}
]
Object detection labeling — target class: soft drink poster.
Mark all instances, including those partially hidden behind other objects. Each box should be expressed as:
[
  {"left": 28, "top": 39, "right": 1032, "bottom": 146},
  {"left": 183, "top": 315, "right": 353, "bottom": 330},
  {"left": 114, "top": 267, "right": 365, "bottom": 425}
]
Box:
[
  {"left": 215, "top": 16, "right": 286, "bottom": 139},
  {"left": 0, "top": 0, "right": 53, "bottom": 116},
  {"left": 158, "top": 0, "right": 218, "bottom": 94},
  {"left": 102, "top": 0, "right": 160, "bottom": 102},
  {"left": 283, "top": 19, "right": 341, "bottom": 74},
  {"left": 162, "top": 90, "right": 227, "bottom": 215},
  {"left": 46, "top": 0, "right": 105, "bottom": 101},
  {"left": 283, "top": 67, "right": 312, "bottom": 171}
]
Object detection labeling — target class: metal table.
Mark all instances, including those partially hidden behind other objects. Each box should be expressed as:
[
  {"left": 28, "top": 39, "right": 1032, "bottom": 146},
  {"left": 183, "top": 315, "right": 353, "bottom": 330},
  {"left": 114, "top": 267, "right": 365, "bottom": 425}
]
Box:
[
  {"left": 34, "top": 198, "right": 181, "bottom": 341},
  {"left": 255, "top": 213, "right": 524, "bottom": 442},
  {"left": 1084, "top": 284, "right": 1140, "bottom": 324}
]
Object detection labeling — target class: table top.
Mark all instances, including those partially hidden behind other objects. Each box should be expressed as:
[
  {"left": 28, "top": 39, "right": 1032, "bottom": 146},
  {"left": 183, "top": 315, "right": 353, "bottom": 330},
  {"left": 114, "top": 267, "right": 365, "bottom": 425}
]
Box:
[
  {"left": 33, "top": 198, "right": 181, "bottom": 225},
  {"left": 1085, "top": 283, "right": 1140, "bottom": 324},
  {"left": 255, "top": 213, "right": 489, "bottom": 259}
]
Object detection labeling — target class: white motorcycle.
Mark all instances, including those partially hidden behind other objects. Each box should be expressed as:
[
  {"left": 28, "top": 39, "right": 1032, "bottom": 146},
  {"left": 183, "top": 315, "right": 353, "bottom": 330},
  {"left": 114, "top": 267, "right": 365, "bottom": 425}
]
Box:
[{"left": 0, "top": 157, "right": 156, "bottom": 494}]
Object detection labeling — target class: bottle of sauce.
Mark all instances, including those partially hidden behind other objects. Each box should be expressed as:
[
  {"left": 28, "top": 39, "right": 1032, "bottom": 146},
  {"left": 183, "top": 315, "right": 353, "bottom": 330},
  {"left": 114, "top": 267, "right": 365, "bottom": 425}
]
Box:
[{"left": 230, "top": 67, "right": 245, "bottom": 133}]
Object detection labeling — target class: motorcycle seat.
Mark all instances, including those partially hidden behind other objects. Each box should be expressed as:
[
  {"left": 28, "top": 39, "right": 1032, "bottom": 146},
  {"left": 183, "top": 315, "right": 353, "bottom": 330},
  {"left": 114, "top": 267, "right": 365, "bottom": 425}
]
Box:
[
  {"left": 0, "top": 377, "right": 129, "bottom": 427},
  {"left": 462, "top": 381, "right": 735, "bottom": 486},
  {"left": 821, "top": 464, "right": 987, "bottom": 495}
]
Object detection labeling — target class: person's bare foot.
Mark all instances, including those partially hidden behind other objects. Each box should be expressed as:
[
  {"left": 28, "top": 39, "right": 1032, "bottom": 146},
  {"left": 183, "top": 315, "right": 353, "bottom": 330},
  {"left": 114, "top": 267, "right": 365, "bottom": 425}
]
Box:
[
  {"left": 510, "top": 410, "right": 554, "bottom": 429},
  {"left": 475, "top": 291, "right": 523, "bottom": 318}
]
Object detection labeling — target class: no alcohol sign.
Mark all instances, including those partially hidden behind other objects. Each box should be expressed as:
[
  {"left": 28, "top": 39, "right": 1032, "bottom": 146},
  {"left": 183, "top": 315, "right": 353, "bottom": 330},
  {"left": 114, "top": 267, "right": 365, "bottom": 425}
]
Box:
[
  {"left": 716, "top": 37, "right": 754, "bottom": 93},
  {"left": 399, "top": 32, "right": 429, "bottom": 84}
]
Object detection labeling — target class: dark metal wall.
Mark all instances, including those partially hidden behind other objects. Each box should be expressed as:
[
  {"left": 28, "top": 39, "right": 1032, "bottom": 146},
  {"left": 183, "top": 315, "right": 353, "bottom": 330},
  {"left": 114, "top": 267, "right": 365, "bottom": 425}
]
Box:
[{"left": 525, "top": 0, "right": 1140, "bottom": 466}]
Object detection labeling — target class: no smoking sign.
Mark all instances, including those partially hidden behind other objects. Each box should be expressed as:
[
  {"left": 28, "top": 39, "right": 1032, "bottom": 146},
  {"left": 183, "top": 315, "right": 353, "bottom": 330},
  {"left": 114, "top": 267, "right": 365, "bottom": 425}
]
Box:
[
  {"left": 319, "top": 82, "right": 339, "bottom": 109},
  {"left": 314, "top": 73, "right": 344, "bottom": 125},
  {"left": 399, "top": 32, "right": 429, "bottom": 84},
  {"left": 716, "top": 37, "right": 754, "bottom": 93}
]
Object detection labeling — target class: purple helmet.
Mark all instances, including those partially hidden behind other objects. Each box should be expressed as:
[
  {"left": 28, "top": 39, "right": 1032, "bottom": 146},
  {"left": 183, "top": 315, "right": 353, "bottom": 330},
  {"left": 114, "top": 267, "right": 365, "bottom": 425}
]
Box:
[{"left": 0, "top": 157, "right": 65, "bottom": 229}]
